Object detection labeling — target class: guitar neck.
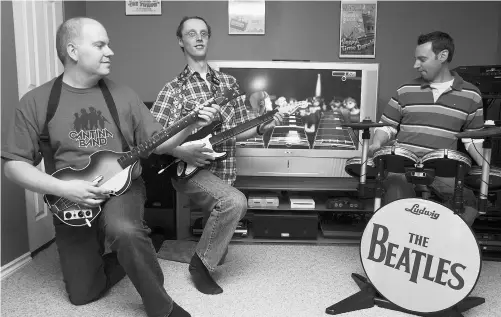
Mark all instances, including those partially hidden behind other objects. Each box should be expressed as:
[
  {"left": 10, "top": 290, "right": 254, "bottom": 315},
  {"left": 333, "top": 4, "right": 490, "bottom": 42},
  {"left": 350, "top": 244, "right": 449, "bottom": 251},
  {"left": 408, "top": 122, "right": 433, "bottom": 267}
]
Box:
[
  {"left": 209, "top": 109, "right": 278, "bottom": 146},
  {"left": 118, "top": 111, "right": 200, "bottom": 168},
  {"left": 116, "top": 88, "right": 243, "bottom": 168}
]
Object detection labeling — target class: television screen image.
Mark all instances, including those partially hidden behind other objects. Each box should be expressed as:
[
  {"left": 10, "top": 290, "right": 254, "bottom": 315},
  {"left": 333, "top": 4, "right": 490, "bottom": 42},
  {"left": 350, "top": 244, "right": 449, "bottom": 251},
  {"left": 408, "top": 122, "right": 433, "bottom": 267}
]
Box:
[
  {"left": 227, "top": 67, "right": 363, "bottom": 151},
  {"left": 209, "top": 61, "right": 379, "bottom": 178}
]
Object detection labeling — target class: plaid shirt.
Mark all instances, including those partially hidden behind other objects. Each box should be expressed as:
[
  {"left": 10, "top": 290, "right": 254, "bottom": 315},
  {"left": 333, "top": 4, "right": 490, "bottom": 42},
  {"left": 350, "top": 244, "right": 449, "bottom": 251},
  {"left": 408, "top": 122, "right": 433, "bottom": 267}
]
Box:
[{"left": 150, "top": 65, "right": 250, "bottom": 185}]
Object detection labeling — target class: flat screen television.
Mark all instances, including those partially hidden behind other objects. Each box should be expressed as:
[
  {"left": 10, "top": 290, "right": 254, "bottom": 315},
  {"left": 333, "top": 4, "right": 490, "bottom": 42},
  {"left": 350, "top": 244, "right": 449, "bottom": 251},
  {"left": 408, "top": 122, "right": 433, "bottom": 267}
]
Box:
[{"left": 209, "top": 60, "right": 379, "bottom": 178}]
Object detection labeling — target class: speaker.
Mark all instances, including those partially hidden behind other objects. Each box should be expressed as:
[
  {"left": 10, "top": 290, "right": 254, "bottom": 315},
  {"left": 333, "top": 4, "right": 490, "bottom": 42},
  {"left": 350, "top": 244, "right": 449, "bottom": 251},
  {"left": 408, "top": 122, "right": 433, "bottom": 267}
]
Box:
[
  {"left": 141, "top": 154, "right": 175, "bottom": 209},
  {"left": 252, "top": 211, "right": 318, "bottom": 239},
  {"left": 141, "top": 154, "right": 176, "bottom": 239},
  {"left": 453, "top": 65, "right": 501, "bottom": 97}
]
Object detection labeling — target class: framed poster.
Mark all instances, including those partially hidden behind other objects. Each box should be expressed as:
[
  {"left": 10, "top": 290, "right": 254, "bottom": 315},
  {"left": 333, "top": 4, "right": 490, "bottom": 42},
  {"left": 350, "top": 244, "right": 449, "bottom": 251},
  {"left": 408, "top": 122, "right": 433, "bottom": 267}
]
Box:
[
  {"left": 339, "top": 1, "right": 377, "bottom": 58},
  {"left": 228, "top": 0, "right": 265, "bottom": 35},
  {"left": 125, "top": 0, "right": 162, "bottom": 16}
]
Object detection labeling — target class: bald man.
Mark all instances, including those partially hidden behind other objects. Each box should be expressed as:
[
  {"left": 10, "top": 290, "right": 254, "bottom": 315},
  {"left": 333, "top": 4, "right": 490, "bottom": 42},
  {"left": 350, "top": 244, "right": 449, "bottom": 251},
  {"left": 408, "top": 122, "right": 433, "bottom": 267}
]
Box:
[{"left": 1, "top": 17, "right": 220, "bottom": 317}]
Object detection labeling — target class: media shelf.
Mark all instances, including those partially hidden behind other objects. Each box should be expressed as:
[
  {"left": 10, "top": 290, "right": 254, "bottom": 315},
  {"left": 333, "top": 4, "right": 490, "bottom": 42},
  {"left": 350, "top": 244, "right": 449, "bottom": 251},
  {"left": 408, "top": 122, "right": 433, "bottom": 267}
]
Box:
[
  {"left": 233, "top": 176, "right": 363, "bottom": 192},
  {"left": 175, "top": 176, "right": 375, "bottom": 243},
  {"left": 175, "top": 176, "right": 501, "bottom": 259},
  {"left": 472, "top": 207, "right": 501, "bottom": 262},
  {"left": 246, "top": 199, "right": 374, "bottom": 213}
]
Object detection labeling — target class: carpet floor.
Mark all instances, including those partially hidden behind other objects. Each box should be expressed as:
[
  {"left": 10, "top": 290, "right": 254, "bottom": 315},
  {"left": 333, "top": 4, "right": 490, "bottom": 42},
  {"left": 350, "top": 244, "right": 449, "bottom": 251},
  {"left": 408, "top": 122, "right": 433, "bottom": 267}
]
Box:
[{"left": 2, "top": 242, "right": 501, "bottom": 317}]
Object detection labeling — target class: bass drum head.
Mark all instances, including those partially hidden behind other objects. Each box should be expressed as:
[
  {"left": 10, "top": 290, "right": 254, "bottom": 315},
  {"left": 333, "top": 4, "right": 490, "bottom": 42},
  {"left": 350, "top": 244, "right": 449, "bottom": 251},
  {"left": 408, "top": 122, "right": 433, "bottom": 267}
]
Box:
[{"left": 360, "top": 198, "right": 481, "bottom": 313}]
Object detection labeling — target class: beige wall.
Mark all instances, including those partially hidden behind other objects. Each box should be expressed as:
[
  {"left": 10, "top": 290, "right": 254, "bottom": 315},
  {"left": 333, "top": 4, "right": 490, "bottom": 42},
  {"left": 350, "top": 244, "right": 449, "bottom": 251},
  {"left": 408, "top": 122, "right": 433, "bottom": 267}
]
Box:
[
  {"left": 82, "top": 1, "right": 501, "bottom": 118},
  {"left": 1, "top": 1, "right": 30, "bottom": 266}
]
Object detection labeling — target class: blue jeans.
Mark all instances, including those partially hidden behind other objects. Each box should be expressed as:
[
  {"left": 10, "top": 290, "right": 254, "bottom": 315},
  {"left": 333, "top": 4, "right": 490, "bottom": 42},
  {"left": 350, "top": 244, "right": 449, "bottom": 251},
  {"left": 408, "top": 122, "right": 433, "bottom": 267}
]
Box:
[
  {"left": 53, "top": 178, "right": 172, "bottom": 317},
  {"left": 171, "top": 170, "right": 247, "bottom": 271},
  {"left": 382, "top": 173, "right": 479, "bottom": 226}
]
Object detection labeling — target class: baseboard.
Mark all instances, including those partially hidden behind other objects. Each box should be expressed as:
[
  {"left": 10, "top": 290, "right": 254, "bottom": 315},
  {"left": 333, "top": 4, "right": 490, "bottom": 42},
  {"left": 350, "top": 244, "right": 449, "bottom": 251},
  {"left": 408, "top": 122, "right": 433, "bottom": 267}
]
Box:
[
  {"left": 1, "top": 252, "right": 32, "bottom": 280},
  {"left": 31, "top": 238, "right": 55, "bottom": 258}
]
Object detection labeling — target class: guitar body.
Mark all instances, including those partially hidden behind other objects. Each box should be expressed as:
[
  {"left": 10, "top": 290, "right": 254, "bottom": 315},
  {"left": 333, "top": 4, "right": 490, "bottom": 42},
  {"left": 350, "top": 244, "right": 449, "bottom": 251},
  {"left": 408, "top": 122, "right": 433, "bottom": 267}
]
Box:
[
  {"left": 174, "top": 134, "right": 228, "bottom": 179},
  {"left": 158, "top": 123, "right": 228, "bottom": 180},
  {"left": 184, "top": 122, "right": 222, "bottom": 143},
  {"left": 157, "top": 102, "right": 304, "bottom": 180},
  {"left": 44, "top": 150, "right": 136, "bottom": 227}
]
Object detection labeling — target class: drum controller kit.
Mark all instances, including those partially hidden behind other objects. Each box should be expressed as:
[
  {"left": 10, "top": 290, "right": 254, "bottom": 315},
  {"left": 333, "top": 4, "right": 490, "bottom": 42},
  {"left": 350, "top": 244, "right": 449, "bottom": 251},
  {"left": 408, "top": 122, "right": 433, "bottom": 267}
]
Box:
[{"left": 323, "top": 118, "right": 501, "bottom": 316}]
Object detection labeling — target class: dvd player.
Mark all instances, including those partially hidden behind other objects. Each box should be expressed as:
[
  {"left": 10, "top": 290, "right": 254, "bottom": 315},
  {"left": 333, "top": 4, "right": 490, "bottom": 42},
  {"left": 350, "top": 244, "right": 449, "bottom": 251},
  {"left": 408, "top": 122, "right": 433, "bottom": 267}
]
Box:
[{"left": 192, "top": 218, "right": 248, "bottom": 237}]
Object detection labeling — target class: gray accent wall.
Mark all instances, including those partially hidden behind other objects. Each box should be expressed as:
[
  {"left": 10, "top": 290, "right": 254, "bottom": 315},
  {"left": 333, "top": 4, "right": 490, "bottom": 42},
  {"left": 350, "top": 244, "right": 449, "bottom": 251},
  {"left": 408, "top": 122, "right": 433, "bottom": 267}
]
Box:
[{"left": 84, "top": 1, "right": 501, "bottom": 118}]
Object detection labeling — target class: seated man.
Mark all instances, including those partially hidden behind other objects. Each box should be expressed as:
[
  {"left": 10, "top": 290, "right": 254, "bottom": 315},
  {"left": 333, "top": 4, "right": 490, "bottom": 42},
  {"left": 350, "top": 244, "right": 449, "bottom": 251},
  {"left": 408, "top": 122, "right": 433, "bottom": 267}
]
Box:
[
  {"left": 369, "top": 31, "right": 485, "bottom": 227},
  {"left": 2, "top": 17, "right": 220, "bottom": 317},
  {"left": 150, "top": 16, "right": 283, "bottom": 295}
]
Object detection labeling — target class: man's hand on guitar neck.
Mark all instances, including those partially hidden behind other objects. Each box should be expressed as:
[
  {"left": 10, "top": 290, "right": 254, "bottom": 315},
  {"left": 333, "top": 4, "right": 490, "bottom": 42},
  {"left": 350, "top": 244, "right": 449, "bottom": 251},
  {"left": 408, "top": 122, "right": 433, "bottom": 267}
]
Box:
[
  {"left": 153, "top": 104, "right": 220, "bottom": 156},
  {"left": 258, "top": 112, "right": 285, "bottom": 135},
  {"left": 235, "top": 112, "right": 285, "bottom": 141},
  {"left": 194, "top": 104, "right": 221, "bottom": 129},
  {"left": 172, "top": 144, "right": 215, "bottom": 167},
  {"left": 62, "top": 179, "right": 112, "bottom": 207}
]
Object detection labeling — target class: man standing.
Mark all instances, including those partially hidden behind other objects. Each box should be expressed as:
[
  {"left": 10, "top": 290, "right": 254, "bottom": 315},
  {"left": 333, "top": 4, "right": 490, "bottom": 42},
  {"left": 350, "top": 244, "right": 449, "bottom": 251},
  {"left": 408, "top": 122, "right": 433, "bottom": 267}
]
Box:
[{"left": 150, "top": 16, "right": 283, "bottom": 295}]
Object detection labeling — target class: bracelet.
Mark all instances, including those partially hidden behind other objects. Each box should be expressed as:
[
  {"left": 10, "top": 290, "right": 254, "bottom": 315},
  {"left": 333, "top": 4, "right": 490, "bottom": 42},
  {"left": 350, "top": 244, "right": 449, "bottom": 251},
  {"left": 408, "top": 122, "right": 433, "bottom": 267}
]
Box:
[{"left": 256, "top": 125, "right": 264, "bottom": 136}]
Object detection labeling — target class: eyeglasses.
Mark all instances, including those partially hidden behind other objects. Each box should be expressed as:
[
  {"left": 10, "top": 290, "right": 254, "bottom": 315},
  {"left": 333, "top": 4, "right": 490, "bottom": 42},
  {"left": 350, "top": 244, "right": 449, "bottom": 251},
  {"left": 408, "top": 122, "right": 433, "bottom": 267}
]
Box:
[{"left": 183, "top": 30, "right": 209, "bottom": 39}]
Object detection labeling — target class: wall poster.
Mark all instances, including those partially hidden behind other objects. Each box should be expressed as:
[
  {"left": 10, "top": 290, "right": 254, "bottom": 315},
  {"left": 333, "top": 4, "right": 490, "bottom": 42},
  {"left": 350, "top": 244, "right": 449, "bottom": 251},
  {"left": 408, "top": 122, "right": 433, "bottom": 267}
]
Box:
[
  {"left": 125, "top": 0, "right": 162, "bottom": 16},
  {"left": 339, "top": 1, "right": 377, "bottom": 58},
  {"left": 228, "top": 0, "right": 266, "bottom": 35}
]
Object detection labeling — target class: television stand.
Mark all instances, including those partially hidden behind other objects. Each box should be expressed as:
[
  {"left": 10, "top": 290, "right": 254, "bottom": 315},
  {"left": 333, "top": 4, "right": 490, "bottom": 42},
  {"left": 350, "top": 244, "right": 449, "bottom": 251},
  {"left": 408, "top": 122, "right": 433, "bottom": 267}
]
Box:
[
  {"left": 175, "top": 176, "right": 375, "bottom": 242},
  {"left": 233, "top": 176, "right": 360, "bottom": 191}
]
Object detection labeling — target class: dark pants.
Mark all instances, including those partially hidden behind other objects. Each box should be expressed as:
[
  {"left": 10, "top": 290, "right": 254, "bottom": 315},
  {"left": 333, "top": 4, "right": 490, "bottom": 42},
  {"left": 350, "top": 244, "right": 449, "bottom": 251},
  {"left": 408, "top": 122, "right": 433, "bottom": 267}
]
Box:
[{"left": 53, "top": 179, "right": 172, "bottom": 317}]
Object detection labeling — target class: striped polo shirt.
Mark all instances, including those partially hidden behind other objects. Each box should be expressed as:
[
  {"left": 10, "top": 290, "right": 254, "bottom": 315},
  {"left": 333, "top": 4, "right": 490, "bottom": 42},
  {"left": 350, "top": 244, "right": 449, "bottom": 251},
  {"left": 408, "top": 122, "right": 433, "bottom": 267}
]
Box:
[{"left": 379, "top": 71, "right": 484, "bottom": 156}]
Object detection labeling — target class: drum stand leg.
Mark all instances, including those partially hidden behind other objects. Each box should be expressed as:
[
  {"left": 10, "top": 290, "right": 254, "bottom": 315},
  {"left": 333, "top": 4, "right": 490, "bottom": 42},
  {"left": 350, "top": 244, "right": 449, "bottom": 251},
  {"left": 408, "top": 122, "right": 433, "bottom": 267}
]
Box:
[
  {"left": 325, "top": 273, "right": 416, "bottom": 316},
  {"left": 325, "top": 273, "right": 485, "bottom": 316},
  {"left": 324, "top": 273, "right": 377, "bottom": 315}
]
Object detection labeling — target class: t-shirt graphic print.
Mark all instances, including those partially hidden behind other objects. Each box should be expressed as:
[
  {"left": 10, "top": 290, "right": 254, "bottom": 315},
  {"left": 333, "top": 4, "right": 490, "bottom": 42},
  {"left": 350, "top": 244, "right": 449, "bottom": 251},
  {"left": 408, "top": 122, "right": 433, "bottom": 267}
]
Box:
[{"left": 70, "top": 106, "right": 114, "bottom": 148}]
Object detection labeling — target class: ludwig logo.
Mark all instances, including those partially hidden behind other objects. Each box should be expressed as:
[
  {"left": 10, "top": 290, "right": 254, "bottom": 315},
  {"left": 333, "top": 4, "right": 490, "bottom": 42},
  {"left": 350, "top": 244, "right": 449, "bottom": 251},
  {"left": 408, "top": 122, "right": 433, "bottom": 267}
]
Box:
[{"left": 405, "top": 204, "right": 440, "bottom": 220}]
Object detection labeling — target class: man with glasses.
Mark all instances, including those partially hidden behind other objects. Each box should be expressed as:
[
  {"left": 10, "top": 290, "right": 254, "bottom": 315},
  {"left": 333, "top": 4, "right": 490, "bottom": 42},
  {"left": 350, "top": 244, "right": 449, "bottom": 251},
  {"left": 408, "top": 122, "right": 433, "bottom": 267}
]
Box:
[{"left": 150, "top": 16, "right": 283, "bottom": 295}]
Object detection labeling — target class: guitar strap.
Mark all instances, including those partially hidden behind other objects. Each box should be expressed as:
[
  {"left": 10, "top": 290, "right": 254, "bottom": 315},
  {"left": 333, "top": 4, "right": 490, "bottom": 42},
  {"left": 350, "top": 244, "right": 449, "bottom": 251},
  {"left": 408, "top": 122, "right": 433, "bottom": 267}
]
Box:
[
  {"left": 39, "top": 74, "right": 130, "bottom": 175},
  {"left": 208, "top": 71, "right": 224, "bottom": 129},
  {"left": 98, "top": 80, "right": 131, "bottom": 152},
  {"left": 39, "top": 74, "right": 63, "bottom": 174}
]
